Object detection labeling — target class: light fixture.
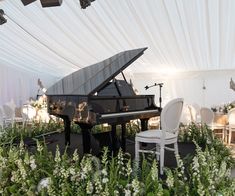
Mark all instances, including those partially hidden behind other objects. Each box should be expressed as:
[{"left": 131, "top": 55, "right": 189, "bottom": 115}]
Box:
[
  {"left": 40, "top": 0, "right": 63, "bottom": 7},
  {"left": 21, "top": 0, "right": 63, "bottom": 7},
  {"left": 0, "top": 9, "right": 7, "bottom": 25},
  {"left": 21, "top": 0, "right": 37, "bottom": 6},
  {"left": 79, "top": 0, "right": 95, "bottom": 9},
  {"left": 21, "top": 0, "right": 96, "bottom": 8}
]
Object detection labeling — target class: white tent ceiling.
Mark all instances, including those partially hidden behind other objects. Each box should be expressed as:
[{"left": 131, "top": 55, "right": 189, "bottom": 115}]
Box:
[
  {"left": 2, "top": 0, "right": 235, "bottom": 76},
  {"left": 1, "top": 0, "right": 235, "bottom": 106}
]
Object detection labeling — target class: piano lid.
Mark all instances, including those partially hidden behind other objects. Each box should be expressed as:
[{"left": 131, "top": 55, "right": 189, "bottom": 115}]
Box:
[{"left": 46, "top": 47, "right": 147, "bottom": 96}]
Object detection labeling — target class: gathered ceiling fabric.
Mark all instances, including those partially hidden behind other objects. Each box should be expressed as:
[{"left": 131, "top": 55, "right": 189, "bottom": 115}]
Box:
[{"left": 1, "top": 0, "right": 235, "bottom": 107}]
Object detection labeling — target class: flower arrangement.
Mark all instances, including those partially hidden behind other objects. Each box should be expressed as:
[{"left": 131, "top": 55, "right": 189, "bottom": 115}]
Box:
[
  {"left": 211, "top": 102, "right": 235, "bottom": 114},
  {"left": 30, "top": 96, "right": 47, "bottom": 110},
  {"left": 0, "top": 122, "right": 234, "bottom": 195}
]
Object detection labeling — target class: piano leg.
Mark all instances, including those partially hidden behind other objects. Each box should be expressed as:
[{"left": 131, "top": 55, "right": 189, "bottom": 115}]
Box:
[
  {"left": 141, "top": 119, "right": 149, "bottom": 147},
  {"left": 141, "top": 119, "right": 149, "bottom": 131},
  {"left": 111, "top": 124, "right": 118, "bottom": 153},
  {"left": 63, "top": 117, "right": 71, "bottom": 146},
  {"left": 79, "top": 123, "right": 92, "bottom": 154},
  {"left": 121, "top": 123, "right": 126, "bottom": 152}
]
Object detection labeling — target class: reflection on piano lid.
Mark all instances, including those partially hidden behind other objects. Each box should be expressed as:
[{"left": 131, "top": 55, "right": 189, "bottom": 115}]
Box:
[{"left": 46, "top": 47, "right": 147, "bottom": 96}]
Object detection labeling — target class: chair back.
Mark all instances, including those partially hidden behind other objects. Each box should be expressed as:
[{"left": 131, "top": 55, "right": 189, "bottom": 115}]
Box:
[
  {"left": 180, "top": 104, "right": 192, "bottom": 125},
  {"left": 228, "top": 108, "right": 235, "bottom": 125},
  {"left": 0, "top": 107, "right": 4, "bottom": 128},
  {"left": 200, "top": 107, "right": 214, "bottom": 125},
  {"left": 188, "top": 105, "right": 197, "bottom": 123},
  {"left": 3, "top": 104, "right": 15, "bottom": 119},
  {"left": 161, "top": 98, "right": 184, "bottom": 133}
]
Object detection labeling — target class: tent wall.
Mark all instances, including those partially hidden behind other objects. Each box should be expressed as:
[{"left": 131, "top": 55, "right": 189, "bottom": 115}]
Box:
[
  {"left": 131, "top": 70, "right": 235, "bottom": 108},
  {"left": 0, "top": 65, "right": 57, "bottom": 106}
]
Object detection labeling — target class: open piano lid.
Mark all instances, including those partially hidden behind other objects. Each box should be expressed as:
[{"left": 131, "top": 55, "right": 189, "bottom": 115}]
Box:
[{"left": 46, "top": 47, "right": 147, "bottom": 96}]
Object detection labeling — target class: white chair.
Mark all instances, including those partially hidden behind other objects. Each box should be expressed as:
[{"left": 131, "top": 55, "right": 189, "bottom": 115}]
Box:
[
  {"left": 200, "top": 107, "right": 214, "bottom": 124},
  {"left": 180, "top": 104, "right": 193, "bottom": 125},
  {"left": 188, "top": 105, "right": 198, "bottom": 123},
  {"left": 3, "top": 104, "right": 15, "bottom": 127},
  {"left": 3, "top": 104, "right": 25, "bottom": 127},
  {"left": 0, "top": 107, "right": 4, "bottom": 129},
  {"left": 135, "top": 98, "right": 184, "bottom": 175},
  {"left": 227, "top": 108, "right": 235, "bottom": 144},
  {"left": 200, "top": 107, "right": 225, "bottom": 141}
]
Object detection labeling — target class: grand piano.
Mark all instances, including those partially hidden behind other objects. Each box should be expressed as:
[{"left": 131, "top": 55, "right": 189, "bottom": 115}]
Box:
[{"left": 46, "top": 47, "right": 160, "bottom": 153}]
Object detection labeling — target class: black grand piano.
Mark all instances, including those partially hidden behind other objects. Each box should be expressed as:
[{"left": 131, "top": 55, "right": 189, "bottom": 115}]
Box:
[{"left": 46, "top": 47, "right": 160, "bottom": 153}]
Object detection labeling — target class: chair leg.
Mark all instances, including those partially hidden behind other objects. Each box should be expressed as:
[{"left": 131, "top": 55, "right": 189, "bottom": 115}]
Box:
[
  {"left": 156, "top": 144, "right": 160, "bottom": 161},
  {"left": 174, "top": 142, "right": 179, "bottom": 156},
  {"left": 135, "top": 140, "right": 140, "bottom": 167},
  {"left": 160, "top": 146, "right": 164, "bottom": 175},
  {"left": 228, "top": 129, "right": 232, "bottom": 145}
]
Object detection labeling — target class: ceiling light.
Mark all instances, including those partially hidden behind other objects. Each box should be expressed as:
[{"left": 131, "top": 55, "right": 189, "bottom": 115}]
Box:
[
  {"left": 79, "top": 0, "right": 95, "bottom": 9},
  {"left": 40, "top": 0, "right": 63, "bottom": 7},
  {"left": 0, "top": 9, "right": 7, "bottom": 25},
  {"left": 21, "top": 0, "right": 37, "bottom": 6}
]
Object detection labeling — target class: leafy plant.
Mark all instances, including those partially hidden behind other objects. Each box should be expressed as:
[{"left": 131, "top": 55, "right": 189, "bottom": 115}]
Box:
[{"left": 178, "top": 123, "right": 214, "bottom": 146}]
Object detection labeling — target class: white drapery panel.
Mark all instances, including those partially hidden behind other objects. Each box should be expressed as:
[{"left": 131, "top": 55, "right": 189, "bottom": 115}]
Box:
[{"left": 1, "top": 0, "right": 235, "bottom": 105}]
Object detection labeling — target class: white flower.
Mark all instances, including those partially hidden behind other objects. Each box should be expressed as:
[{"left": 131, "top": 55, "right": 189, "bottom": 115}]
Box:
[
  {"left": 72, "top": 149, "right": 79, "bottom": 162},
  {"left": 126, "top": 159, "right": 132, "bottom": 177},
  {"left": 101, "top": 169, "right": 108, "bottom": 176},
  {"left": 55, "top": 146, "right": 61, "bottom": 163},
  {"left": 36, "top": 141, "right": 43, "bottom": 153},
  {"left": 166, "top": 171, "right": 174, "bottom": 188},
  {"left": 150, "top": 160, "right": 158, "bottom": 181},
  {"left": 131, "top": 178, "right": 140, "bottom": 196},
  {"left": 69, "top": 167, "right": 76, "bottom": 176},
  {"left": 102, "top": 177, "right": 109, "bottom": 184},
  {"left": 30, "top": 156, "right": 37, "bottom": 170},
  {"left": 192, "top": 156, "right": 199, "bottom": 172},
  {"left": 37, "top": 177, "right": 51, "bottom": 192},
  {"left": 114, "top": 190, "right": 119, "bottom": 196},
  {"left": 124, "top": 189, "right": 131, "bottom": 196},
  {"left": 86, "top": 181, "right": 93, "bottom": 194}
]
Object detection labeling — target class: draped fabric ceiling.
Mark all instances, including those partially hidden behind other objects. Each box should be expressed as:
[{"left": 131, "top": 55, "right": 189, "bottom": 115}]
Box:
[{"left": 1, "top": 0, "right": 235, "bottom": 106}]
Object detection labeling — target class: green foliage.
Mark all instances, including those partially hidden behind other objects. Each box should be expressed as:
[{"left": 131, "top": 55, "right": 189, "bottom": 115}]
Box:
[
  {"left": 166, "top": 143, "right": 235, "bottom": 196},
  {"left": 0, "top": 121, "right": 63, "bottom": 145},
  {"left": 0, "top": 122, "right": 234, "bottom": 195},
  {"left": 0, "top": 143, "right": 163, "bottom": 195},
  {"left": 178, "top": 123, "right": 214, "bottom": 145}
]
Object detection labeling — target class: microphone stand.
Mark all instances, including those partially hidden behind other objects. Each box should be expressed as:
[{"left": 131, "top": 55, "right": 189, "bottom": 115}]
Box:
[
  {"left": 159, "top": 83, "right": 163, "bottom": 112},
  {"left": 145, "top": 83, "right": 163, "bottom": 111},
  {"left": 145, "top": 83, "right": 164, "bottom": 129}
]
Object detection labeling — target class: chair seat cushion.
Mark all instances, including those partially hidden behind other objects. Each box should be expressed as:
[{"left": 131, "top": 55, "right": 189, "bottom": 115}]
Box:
[{"left": 136, "top": 129, "right": 176, "bottom": 140}]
